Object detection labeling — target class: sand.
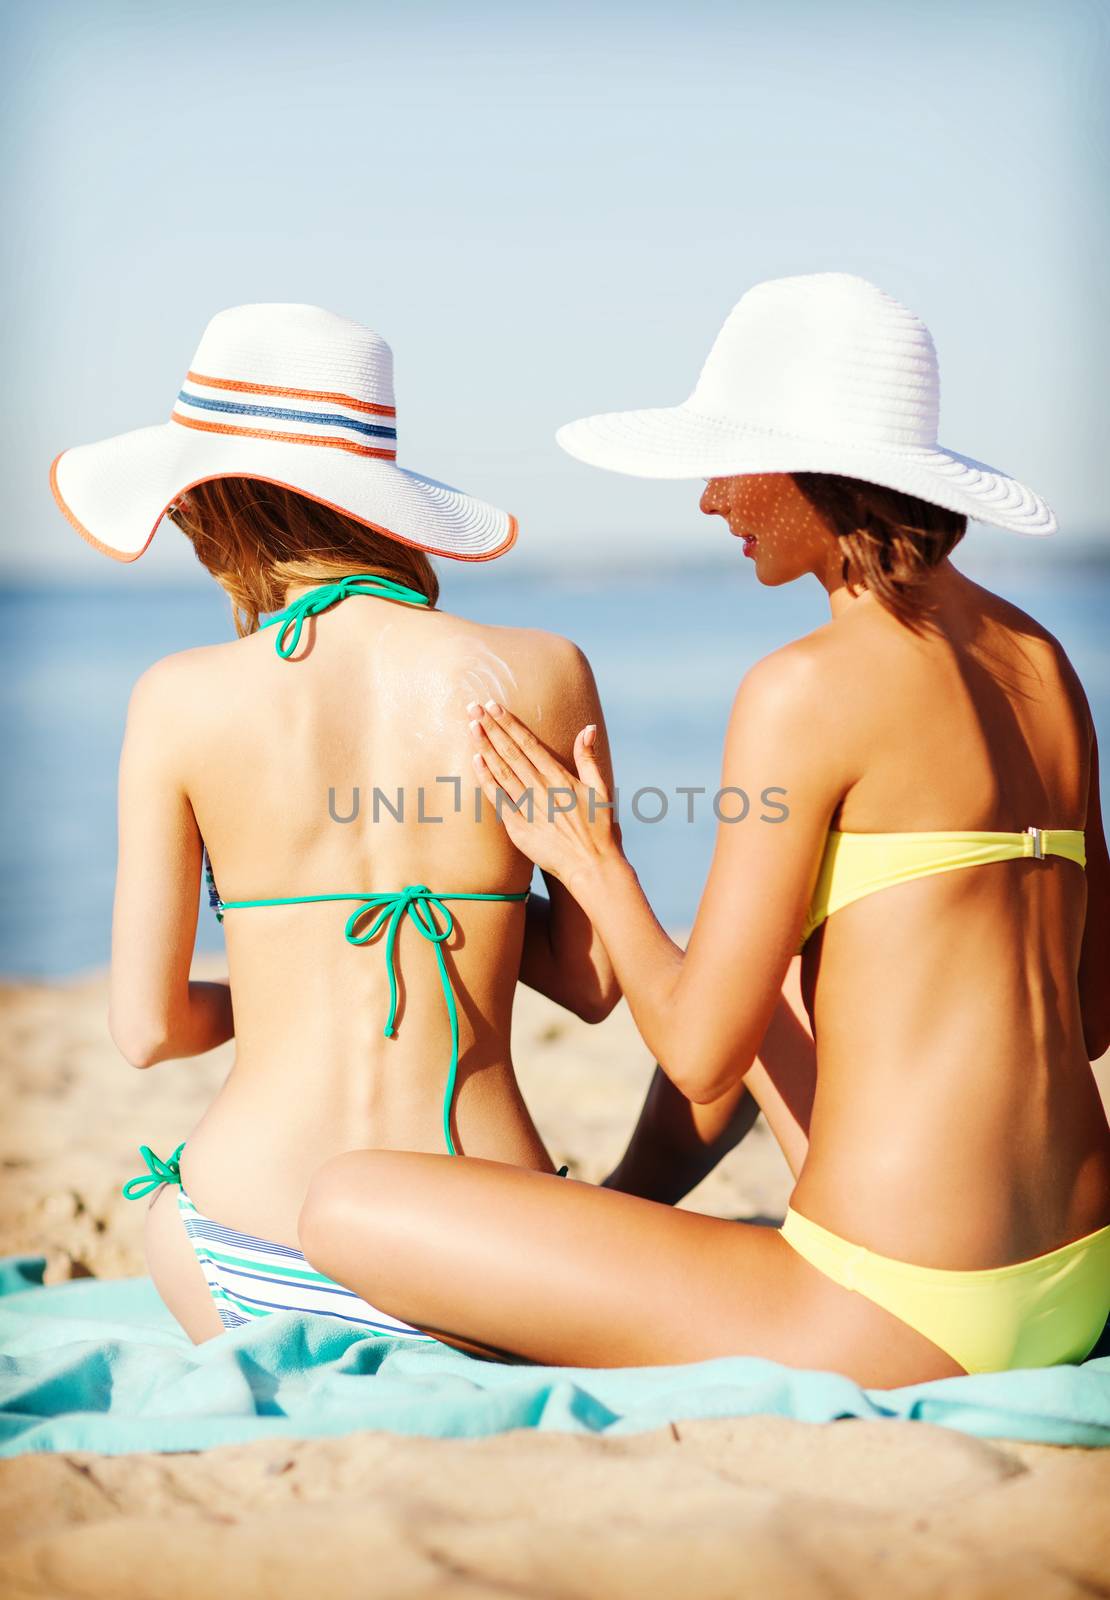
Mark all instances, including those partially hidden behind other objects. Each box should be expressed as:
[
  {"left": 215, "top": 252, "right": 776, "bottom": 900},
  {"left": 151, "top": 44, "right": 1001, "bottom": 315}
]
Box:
[{"left": 1, "top": 954, "right": 1108, "bottom": 1599}]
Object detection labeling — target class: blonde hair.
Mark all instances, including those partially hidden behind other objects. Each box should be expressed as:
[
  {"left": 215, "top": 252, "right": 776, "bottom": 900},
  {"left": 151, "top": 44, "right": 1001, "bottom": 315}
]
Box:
[
  {"left": 166, "top": 476, "right": 440, "bottom": 636},
  {"left": 790, "top": 472, "right": 966, "bottom": 635}
]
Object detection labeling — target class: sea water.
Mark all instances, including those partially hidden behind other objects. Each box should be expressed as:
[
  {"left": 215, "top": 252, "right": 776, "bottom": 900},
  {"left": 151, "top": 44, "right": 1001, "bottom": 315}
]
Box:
[{"left": 1, "top": 553, "right": 1107, "bottom": 978}]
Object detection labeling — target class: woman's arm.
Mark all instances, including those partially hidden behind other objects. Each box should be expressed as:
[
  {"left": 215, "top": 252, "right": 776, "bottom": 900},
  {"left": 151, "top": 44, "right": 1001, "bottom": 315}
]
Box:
[
  {"left": 471, "top": 639, "right": 852, "bottom": 1103},
  {"left": 602, "top": 1065, "right": 761, "bottom": 1202},
  {"left": 518, "top": 875, "right": 620, "bottom": 1023},
  {"left": 605, "top": 952, "right": 817, "bottom": 1200},
  {"left": 108, "top": 658, "right": 234, "bottom": 1068},
  {"left": 1079, "top": 720, "right": 1110, "bottom": 1061}
]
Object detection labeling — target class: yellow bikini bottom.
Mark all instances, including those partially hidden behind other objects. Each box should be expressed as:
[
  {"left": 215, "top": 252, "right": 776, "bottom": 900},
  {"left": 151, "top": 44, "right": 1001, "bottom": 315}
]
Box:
[{"left": 779, "top": 1206, "right": 1110, "bottom": 1375}]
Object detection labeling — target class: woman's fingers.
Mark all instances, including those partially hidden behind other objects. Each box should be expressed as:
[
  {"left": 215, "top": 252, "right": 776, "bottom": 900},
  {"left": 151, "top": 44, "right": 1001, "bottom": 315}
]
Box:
[
  {"left": 466, "top": 702, "right": 556, "bottom": 799},
  {"left": 573, "top": 724, "right": 607, "bottom": 796},
  {"left": 471, "top": 751, "right": 502, "bottom": 812},
  {"left": 475, "top": 716, "right": 543, "bottom": 794},
  {"left": 465, "top": 702, "right": 604, "bottom": 835},
  {"left": 470, "top": 716, "right": 537, "bottom": 799},
  {"left": 479, "top": 702, "right": 569, "bottom": 787},
  {"left": 470, "top": 727, "right": 527, "bottom": 805},
  {"left": 472, "top": 751, "right": 520, "bottom": 820}
]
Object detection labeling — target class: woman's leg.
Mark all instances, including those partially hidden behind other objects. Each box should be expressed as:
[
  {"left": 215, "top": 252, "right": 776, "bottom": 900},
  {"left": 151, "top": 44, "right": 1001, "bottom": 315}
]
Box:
[
  {"left": 297, "top": 1150, "right": 964, "bottom": 1386},
  {"left": 606, "top": 955, "right": 816, "bottom": 1202}
]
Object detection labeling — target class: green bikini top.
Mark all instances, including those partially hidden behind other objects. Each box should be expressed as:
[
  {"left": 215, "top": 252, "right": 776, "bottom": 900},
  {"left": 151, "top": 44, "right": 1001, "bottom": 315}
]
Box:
[{"left": 122, "top": 573, "right": 530, "bottom": 1202}]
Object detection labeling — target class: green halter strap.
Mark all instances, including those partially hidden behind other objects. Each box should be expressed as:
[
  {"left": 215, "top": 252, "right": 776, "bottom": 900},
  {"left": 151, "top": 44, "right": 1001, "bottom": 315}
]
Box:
[{"left": 259, "top": 572, "right": 430, "bottom": 658}]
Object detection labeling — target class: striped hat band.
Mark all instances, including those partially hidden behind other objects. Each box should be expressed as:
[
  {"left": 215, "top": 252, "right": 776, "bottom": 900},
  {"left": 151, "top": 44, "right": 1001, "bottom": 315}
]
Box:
[
  {"left": 50, "top": 302, "right": 517, "bottom": 564},
  {"left": 171, "top": 371, "right": 398, "bottom": 461}
]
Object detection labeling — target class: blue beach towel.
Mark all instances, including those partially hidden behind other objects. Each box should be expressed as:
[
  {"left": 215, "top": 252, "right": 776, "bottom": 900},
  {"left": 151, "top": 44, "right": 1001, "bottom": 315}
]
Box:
[{"left": 2, "top": 1253, "right": 1108, "bottom": 1456}]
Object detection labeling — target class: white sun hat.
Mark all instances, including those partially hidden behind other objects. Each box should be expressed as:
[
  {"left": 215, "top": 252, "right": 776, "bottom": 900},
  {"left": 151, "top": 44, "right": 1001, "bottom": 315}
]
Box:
[
  {"left": 50, "top": 302, "right": 517, "bottom": 563},
  {"left": 556, "top": 272, "right": 1056, "bottom": 535}
]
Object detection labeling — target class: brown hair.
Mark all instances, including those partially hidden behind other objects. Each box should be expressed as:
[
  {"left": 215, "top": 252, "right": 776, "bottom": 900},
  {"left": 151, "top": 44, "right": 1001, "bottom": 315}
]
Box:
[
  {"left": 789, "top": 471, "right": 966, "bottom": 634},
  {"left": 165, "top": 476, "right": 440, "bottom": 636}
]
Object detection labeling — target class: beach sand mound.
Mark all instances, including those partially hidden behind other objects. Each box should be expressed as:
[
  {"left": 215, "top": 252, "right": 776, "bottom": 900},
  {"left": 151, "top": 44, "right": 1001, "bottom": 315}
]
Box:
[{"left": 2, "top": 1419, "right": 1108, "bottom": 1599}]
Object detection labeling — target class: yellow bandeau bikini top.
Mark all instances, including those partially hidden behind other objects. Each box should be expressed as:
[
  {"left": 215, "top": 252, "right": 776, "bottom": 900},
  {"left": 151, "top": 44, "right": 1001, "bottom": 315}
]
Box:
[{"left": 799, "top": 825, "right": 1087, "bottom": 951}]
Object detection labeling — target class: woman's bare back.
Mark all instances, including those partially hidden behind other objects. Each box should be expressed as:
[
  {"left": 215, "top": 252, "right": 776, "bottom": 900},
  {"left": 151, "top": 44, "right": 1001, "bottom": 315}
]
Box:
[
  {"left": 792, "top": 570, "right": 1110, "bottom": 1263},
  {"left": 150, "top": 596, "right": 596, "bottom": 1242}
]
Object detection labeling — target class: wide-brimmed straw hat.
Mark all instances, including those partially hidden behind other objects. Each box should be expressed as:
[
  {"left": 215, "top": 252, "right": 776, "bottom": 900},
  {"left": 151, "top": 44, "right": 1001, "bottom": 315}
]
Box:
[
  {"left": 50, "top": 302, "right": 517, "bottom": 563},
  {"left": 556, "top": 272, "right": 1056, "bottom": 535}
]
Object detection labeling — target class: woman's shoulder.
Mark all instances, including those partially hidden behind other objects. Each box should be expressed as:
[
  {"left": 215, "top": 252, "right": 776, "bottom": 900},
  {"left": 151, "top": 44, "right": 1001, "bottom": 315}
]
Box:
[
  {"left": 431, "top": 610, "right": 597, "bottom": 686},
  {"left": 127, "top": 637, "right": 240, "bottom": 695},
  {"left": 122, "top": 640, "right": 245, "bottom": 747},
  {"left": 723, "top": 622, "right": 887, "bottom": 802},
  {"left": 428, "top": 612, "right": 602, "bottom": 752},
  {"left": 731, "top": 622, "right": 844, "bottom": 716},
  {"left": 435, "top": 607, "right": 589, "bottom": 655}
]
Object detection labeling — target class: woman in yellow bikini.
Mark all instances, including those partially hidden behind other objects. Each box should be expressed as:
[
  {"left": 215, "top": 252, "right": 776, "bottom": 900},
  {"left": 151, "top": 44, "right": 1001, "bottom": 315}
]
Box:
[{"left": 297, "top": 273, "right": 1110, "bottom": 1386}]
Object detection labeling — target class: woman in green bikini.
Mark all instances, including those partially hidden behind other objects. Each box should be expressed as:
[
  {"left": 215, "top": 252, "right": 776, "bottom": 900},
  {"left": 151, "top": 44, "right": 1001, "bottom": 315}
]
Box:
[
  {"left": 51, "top": 302, "right": 617, "bottom": 1342},
  {"left": 296, "top": 274, "right": 1110, "bottom": 1385}
]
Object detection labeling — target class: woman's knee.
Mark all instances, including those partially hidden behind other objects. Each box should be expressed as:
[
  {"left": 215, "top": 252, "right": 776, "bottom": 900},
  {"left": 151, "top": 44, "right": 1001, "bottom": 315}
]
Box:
[{"left": 297, "top": 1148, "right": 401, "bottom": 1266}]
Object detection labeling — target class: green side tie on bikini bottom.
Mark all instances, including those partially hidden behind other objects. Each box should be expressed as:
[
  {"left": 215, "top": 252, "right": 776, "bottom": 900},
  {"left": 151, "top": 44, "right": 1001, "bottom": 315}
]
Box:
[{"left": 123, "top": 1139, "right": 188, "bottom": 1200}]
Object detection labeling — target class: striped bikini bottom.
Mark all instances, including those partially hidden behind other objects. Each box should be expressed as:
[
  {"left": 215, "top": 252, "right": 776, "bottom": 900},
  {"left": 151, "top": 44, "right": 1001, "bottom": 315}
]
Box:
[{"left": 178, "top": 1181, "right": 436, "bottom": 1340}]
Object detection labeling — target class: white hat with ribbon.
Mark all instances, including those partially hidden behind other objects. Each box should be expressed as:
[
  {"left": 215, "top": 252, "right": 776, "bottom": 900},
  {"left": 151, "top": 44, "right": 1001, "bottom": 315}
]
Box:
[
  {"left": 51, "top": 302, "right": 517, "bottom": 562},
  {"left": 555, "top": 272, "right": 1056, "bottom": 535}
]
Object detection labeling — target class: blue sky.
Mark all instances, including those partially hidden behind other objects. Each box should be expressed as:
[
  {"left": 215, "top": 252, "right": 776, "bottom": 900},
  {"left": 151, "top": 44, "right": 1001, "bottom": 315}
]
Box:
[{"left": 4, "top": 0, "right": 1106, "bottom": 581}]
